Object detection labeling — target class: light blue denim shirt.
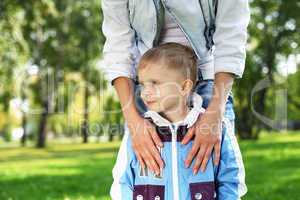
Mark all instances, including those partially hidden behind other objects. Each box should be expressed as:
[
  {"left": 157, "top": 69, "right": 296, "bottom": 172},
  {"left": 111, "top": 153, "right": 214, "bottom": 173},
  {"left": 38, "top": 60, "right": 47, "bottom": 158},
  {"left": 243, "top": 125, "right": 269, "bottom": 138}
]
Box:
[{"left": 101, "top": 0, "right": 250, "bottom": 85}]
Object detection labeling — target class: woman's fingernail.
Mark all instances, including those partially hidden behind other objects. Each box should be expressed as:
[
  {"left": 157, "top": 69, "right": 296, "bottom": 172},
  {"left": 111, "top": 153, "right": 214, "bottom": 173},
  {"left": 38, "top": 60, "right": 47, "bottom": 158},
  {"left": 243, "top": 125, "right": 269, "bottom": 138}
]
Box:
[{"left": 193, "top": 169, "right": 197, "bottom": 175}]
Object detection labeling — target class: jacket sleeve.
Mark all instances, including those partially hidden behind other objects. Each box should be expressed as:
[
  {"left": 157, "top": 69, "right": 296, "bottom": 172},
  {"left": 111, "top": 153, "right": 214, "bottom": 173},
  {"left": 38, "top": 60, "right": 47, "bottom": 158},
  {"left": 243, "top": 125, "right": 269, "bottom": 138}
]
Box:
[
  {"left": 110, "top": 123, "right": 135, "bottom": 200},
  {"left": 214, "top": 118, "right": 247, "bottom": 200},
  {"left": 101, "top": 0, "right": 138, "bottom": 86},
  {"left": 213, "top": 0, "right": 250, "bottom": 78}
]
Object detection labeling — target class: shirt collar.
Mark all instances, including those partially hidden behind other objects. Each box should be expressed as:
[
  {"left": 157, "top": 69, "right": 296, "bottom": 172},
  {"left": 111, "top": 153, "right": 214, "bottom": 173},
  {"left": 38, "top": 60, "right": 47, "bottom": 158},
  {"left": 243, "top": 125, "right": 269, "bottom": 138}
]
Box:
[{"left": 143, "top": 92, "right": 205, "bottom": 129}]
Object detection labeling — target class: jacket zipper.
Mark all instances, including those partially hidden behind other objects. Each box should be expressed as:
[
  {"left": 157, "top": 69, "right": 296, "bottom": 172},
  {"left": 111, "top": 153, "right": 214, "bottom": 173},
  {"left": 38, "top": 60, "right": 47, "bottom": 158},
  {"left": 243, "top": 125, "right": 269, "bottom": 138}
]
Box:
[{"left": 170, "top": 124, "right": 179, "bottom": 200}]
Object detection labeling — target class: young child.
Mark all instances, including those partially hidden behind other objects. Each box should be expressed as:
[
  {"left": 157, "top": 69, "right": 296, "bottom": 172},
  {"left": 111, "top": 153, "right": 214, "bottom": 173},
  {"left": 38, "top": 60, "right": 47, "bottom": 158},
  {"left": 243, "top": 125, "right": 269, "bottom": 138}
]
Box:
[{"left": 110, "top": 43, "right": 247, "bottom": 200}]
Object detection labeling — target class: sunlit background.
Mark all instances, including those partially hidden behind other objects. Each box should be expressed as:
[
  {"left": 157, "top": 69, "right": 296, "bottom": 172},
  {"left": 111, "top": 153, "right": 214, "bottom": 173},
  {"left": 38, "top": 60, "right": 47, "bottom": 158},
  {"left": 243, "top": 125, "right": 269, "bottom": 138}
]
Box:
[{"left": 0, "top": 0, "right": 299, "bottom": 199}]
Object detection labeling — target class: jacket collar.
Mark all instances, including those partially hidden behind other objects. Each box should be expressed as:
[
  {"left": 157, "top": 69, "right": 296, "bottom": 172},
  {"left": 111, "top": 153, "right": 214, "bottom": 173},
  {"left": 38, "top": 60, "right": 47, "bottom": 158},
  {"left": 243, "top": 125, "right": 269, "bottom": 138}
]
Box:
[{"left": 143, "top": 92, "right": 205, "bottom": 130}]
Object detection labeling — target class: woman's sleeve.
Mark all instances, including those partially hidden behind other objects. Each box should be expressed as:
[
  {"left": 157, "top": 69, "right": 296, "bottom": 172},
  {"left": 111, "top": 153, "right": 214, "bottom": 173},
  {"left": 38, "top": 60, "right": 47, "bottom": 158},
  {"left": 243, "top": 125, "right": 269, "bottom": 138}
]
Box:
[
  {"left": 213, "top": 0, "right": 251, "bottom": 78},
  {"left": 101, "top": 0, "right": 138, "bottom": 85}
]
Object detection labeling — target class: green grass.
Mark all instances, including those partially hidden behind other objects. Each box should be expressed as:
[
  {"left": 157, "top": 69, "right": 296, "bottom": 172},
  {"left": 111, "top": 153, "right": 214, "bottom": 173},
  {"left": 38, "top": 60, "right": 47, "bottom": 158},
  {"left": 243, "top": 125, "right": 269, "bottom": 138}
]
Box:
[
  {"left": 0, "top": 142, "right": 120, "bottom": 200},
  {"left": 240, "top": 131, "right": 300, "bottom": 200},
  {"left": 0, "top": 132, "right": 300, "bottom": 200}
]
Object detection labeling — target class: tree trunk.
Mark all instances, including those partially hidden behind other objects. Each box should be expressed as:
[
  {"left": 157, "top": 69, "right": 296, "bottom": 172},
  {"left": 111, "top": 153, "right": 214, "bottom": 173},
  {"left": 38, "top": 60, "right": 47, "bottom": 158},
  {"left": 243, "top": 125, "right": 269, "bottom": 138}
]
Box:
[
  {"left": 108, "top": 124, "right": 113, "bottom": 142},
  {"left": 81, "top": 81, "right": 89, "bottom": 143},
  {"left": 21, "top": 112, "right": 27, "bottom": 146},
  {"left": 236, "top": 106, "right": 260, "bottom": 140},
  {"left": 36, "top": 100, "right": 49, "bottom": 148}
]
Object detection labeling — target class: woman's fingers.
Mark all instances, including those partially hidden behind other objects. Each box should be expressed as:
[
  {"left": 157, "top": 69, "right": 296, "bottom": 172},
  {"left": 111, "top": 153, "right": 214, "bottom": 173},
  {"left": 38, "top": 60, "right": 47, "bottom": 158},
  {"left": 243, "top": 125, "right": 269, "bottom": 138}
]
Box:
[
  {"left": 147, "top": 132, "right": 165, "bottom": 170},
  {"left": 143, "top": 147, "right": 160, "bottom": 175},
  {"left": 147, "top": 122, "right": 164, "bottom": 170},
  {"left": 182, "top": 113, "right": 201, "bottom": 145},
  {"left": 184, "top": 142, "right": 200, "bottom": 168},
  {"left": 136, "top": 151, "right": 145, "bottom": 170},
  {"left": 148, "top": 124, "right": 163, "bottom": 148},
  {"left": 130, "top": 118, "right": 164, "bottom": 175},
  {"left": 181, "top": 126, "right": 195, "bottom": 145},
  {"left": 213, "top": 139, "right": 221, "bottom": 166},
  {"left": 192, "top": 144, "right": 206, "bottom": 174},
  {"left": 200, "top": 145, "right": 214, "bottom": 172},
  {"left": 191, "top": 135, "right": 221, "bottom": 174},
  {"left": 149, "top": 146, "right": 165, "bottom": 170},
  {"left": 142, "top": 126, "right": 163, "bottom": 174}
]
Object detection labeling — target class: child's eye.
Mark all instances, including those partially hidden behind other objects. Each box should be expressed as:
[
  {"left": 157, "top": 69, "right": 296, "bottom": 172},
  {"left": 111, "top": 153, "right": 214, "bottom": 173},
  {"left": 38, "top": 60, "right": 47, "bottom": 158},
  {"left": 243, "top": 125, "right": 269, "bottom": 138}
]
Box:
[{"left": 151, "top": 80, "right": 159, "bottom": 85}]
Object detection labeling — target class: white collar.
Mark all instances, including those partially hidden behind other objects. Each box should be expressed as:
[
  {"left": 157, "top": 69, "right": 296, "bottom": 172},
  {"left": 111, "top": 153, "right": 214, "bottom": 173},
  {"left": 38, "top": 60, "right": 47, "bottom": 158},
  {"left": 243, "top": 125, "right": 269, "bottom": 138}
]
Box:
[{"left": 143, "top": 92, "right": 205, "bottom": 128}]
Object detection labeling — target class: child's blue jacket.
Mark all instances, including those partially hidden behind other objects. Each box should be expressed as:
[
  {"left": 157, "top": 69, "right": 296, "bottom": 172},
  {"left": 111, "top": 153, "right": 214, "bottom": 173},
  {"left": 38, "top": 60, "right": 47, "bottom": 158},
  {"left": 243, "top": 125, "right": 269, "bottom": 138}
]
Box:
[{"left": 110, "top": 93, "right": 247, "bottom": 200}]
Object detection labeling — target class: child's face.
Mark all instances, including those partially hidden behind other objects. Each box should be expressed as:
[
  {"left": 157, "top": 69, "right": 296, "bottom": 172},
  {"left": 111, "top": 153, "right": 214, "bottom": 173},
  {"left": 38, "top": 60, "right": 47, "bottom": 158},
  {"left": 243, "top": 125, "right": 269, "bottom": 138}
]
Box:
[{"left": 138, "top": 63, "right": 189, "bottom": 113}]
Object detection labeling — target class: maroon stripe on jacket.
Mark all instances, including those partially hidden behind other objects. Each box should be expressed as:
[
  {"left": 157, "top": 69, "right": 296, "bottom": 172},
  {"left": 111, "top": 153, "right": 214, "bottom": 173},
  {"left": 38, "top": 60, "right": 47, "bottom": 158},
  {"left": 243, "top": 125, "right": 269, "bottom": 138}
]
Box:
[
  {"left": 155, "top": 125, "right": 193, "bottom": 142},
  {"left": 145, "top": 117, "right": 195, "bottom": 142},
  {"left": 190, "top": 182, "right": 215, "bottom": 200},
  {"left": 133, "top": 184, "right": 165, "bottom": 200}
]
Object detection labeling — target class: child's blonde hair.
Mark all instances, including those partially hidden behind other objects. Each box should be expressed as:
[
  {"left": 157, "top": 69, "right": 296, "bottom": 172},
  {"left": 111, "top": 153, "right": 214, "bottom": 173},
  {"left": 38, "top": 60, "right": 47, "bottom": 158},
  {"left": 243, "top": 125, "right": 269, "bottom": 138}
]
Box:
[{"left": 137, "top": 42, "right": 198, "bottom": 85}]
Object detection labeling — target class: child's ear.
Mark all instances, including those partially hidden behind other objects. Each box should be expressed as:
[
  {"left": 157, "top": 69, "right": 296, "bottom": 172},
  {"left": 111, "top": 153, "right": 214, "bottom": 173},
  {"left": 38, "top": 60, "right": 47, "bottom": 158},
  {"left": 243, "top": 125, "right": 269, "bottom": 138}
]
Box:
[{"left": 181, "top": 79, "right": 194, "bottom": 95}]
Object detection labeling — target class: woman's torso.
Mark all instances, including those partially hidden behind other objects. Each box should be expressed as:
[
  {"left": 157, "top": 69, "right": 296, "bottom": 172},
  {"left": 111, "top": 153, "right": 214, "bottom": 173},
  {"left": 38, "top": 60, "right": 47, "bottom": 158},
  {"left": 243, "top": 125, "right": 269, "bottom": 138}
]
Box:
[{"left": 128, "top": 0, "right": 216, "bottom": 80}]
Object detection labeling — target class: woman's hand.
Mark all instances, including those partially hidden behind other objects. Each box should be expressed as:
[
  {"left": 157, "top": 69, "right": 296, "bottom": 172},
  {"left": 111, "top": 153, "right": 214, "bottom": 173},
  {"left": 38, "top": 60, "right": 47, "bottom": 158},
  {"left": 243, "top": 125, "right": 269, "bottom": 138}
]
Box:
[
  {"left": 127, "top": 116, "right": 165, "bottom": 175},
  {"left": 181, "top": 102, "right": 222, "bottom": 174},
  {"left": 181, "top": 72, "right": 234, "bottom": 174},
  {"left": 113, "top": 77, "right": 165, "bottom": 175}
]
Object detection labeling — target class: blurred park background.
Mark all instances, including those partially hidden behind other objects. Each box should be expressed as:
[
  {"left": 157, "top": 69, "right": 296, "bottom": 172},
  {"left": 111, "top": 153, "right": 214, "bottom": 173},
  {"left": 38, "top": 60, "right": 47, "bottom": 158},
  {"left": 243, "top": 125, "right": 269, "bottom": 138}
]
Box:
[{"left": 0, "top": 0, "right": 299, "bottom": 199}]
